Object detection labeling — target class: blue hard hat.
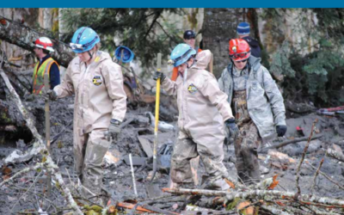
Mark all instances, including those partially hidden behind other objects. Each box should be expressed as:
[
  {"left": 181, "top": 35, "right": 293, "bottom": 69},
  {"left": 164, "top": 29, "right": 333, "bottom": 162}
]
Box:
[
  {"left": 170, "top": 43, "right": 196, "bottom": 67},
  {"left": 114, "top": 46, "right": 135, "bottom": 63},
  {"left": 70, "top": 27, "right": 100, "bottom": 53}
]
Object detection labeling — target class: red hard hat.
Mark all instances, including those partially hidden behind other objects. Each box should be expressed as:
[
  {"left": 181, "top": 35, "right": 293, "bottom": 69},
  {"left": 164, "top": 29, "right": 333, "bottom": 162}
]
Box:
[
  {"left": 229, "top": 38, "right": 250, "bottom": 61},
  {"left": 33, "top": 37, "right": 54, "bottom": 52}
]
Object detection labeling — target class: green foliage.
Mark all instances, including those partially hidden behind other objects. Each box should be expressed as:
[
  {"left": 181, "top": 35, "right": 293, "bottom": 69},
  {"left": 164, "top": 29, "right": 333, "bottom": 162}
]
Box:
[
  {"left": 302, "top": 45, "right": 344, "bottom": 104},
  {"left": 60, "top": 9, "right": 182, "bottom": 69},
  {"left": 263, "top": 9, "right": 344, "bottom": 106},
  {"left": 270, "top": 41, "right": 296, "bottom": 78},
  {"left": 280, "top": 38, "right": 344, "bottom": 106},
  {"left": 226, "top": 197, "right": 241, "bottom": 210}
]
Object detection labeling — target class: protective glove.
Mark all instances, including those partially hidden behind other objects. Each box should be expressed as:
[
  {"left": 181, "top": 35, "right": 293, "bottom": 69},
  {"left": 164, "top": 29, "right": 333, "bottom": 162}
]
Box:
[
  {"left": 153, "top": 71, "right": 166, "bottom": 82},
  {"left": 23, "top": 92, "right": 37, "bottom": 101},
  {"left": 42, "top": 88, "right": 57, "bottom": 101},
  {"left": 276, "top": 125, "right": 287, "bottom": 137},
  {"left": 108, "top": 119, "right": 121, "bottom": 141},
  {"left": 225, "top": 118, "right": 239, "bottom": 139}
]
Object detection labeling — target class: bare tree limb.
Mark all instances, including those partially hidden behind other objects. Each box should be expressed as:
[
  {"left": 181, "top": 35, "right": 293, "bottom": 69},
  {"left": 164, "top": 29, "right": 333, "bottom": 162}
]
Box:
[
  {"left": 295, "top": 118, "right": 318, "bottom": 196},
  {"left": 143, "top": 11, "right": 161, "bottom": 40},
  {"left": 305, "top": 161, "right": 344, "bottom": 190},
  {"left": 10, "top": 171, "right": 43, "bottom": 213},
  {"left": 0, "top": 69, "right": 82, "bottom": 215},
  {"left": 259, "top": 134, "right": 323, "bottom": 152},
  {"left": 163, "top": 188, "right": 344, "bottom": 207},
  {"left": 0, "top": 163, "right": 44, "bottom": 187},
  {"left": 311, "top": 157, "right": 325, "bottom": 195}
]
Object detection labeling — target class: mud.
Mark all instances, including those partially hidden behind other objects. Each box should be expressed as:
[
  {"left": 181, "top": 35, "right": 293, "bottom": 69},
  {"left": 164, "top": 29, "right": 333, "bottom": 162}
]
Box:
[{"left": 0, "top": 95, "right": 344, "bottom": 214}]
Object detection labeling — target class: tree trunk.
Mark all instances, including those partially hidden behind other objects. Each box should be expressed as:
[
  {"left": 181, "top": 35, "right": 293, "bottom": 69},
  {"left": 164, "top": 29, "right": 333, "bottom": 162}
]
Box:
[{"left": 0, "top": 13, "right": 74, "bottom": 67}]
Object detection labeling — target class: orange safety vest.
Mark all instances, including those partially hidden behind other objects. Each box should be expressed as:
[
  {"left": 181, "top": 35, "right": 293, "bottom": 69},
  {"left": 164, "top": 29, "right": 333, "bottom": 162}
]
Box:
[
  {"left": 32, "top": 57, "right": 58, "bottom": 95},
  {"left": 171, "top": 48, "right": 202, "bottom": 81}
]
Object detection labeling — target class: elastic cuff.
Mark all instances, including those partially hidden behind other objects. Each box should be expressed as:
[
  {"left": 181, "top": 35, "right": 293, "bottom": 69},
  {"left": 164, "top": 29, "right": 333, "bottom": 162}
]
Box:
[
  {"left": 226, "top": 117, "right": 235, "bottom": 123},
  {"left": 110, "top": 119, "right": 121, "bottom": 124}
]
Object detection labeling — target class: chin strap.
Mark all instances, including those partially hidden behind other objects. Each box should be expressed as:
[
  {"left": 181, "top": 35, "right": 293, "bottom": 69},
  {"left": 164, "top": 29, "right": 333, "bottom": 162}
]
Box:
[
  {"left": 88, "top": 51, "right": 93, "bottom": 60},
  {"left": 187, "top": 56, "right": 197, "bottom": 69}
]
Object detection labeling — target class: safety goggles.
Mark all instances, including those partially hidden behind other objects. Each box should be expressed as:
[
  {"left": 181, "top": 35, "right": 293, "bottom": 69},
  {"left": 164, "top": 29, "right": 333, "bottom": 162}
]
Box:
[
  {"left": 235, "top": 59, "right": 248, "bottom": 63},
  {"left": 229, "top": 51, "right": 250, "bottom": 59},
  {"left": 69, "top": 43, "right": 84, "bottom": 51}
]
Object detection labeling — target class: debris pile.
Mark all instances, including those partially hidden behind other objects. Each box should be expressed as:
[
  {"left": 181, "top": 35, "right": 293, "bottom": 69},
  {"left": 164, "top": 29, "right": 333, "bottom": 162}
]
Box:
[{"left": 1, "top": 57, "right": 344, "bottom": 214}]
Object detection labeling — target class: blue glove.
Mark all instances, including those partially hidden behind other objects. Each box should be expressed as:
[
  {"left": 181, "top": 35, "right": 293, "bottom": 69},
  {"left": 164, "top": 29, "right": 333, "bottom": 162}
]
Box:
[
  {"left": 276, "top": 125, "right": 287, "bottom": 137},
  {"left": 108, "top": 119, "right": 121, "bottom": 141},
  {"left": 225, "top": 118, "right": 239, "bottom": 139},
  {"left": 153, "top": 71, "right": 166, "bottom": 82}
]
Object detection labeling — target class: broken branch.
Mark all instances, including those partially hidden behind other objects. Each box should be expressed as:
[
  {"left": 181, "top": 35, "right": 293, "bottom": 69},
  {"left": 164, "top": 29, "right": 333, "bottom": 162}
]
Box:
[
  {"left": 259, "top": 134, "right": 323, "bottom": 152},
  {"left": 305, "top": 161, "right": 344, "bottom": 190},
  {"left": 0, "top": 69, "right": 83, "bottom": 215},
  {"left": 295, "top": 118, "right": 318, "bottom": 196},
  {"left": 311, "top": 157, "right": 325, "bottom": 195},
  {"left": 0, "top": 163, "right": 44, "bottom": 187}
]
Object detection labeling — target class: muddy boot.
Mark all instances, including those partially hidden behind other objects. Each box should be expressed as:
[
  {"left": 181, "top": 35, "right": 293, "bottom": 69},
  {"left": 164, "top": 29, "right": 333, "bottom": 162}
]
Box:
[
  {"left": 235, "top": 153, "right": 251, "bottom": 185},
  {"left": 173, "top": 182, "right": 195, "bottom": 190},
  {"left": 203, "top": 175, "right": 230, "bottom": 191},
  {"left": 82, "top": 132, "right": 111, "bottom": 207},
  {"left": 248, "top": 155, "right": 261, "bottom": 185},
  {"left": 238, "top": 145, "right": 260, "bottom": 185}
]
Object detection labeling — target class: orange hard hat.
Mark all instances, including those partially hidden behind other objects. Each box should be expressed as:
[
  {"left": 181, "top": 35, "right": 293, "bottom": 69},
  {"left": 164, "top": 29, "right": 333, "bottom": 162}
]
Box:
[{"left": 229, "top": 38, "right": 250, "bottom": 61}]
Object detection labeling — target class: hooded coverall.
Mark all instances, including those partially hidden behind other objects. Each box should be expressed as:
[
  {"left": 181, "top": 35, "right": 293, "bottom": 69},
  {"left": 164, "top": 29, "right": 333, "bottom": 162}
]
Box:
[
  {"left": 53, "top": 51, "right": 127, "bottom": 198},
  {"left": 218, "top": 56, "right": 286, "bottom": 185},
  {"left": 162, "top": 50, "right": 234, "bottom": 190},
  {"left": 171, "top": 48, "right": 202, "bottom": 81}
]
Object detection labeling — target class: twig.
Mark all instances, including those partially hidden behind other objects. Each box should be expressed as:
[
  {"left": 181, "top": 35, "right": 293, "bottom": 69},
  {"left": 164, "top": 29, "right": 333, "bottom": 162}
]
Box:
[
  {"left": 8, "top": 181, "right": 62, "bottom": 214},
  {"left": 295, "top": 118, "right": 318, "bottom": 196},
  {"left": 0, "top": 163, "right": 44, "bottom": 187},
  {"left": 260, "top": 205, "right": 293, "bottom": 215},
  {"left": 143, "top": 11, "right": 161, "bottom": 40},
  {"left": 163, "top": 187, "right": 229, "bottom": 196},
  {"left": 156, "top": 21, "right": 179, "bottom": 43},
  {"left": 305, "top": 161, "right": 344, "bottom": 190},
  {"left": 10, "top": 171, "right": 43, "bottom": 213},
  {"left": 164, "top": 188, "right": 344, "bottom": 206},
  {"left": 65, "top": 167, "right": 75, "bottom": 190},
  {"left": 0, "top": 70, "right": 82, "bottom": 214},
  {"left": 259, "top": 134, "right": 323, "bottom": 152},
  {"left": 117, "top": 202, "right": 179, "bottom": 215},
  {"left": 311, "top": 157, "right": 325, "bottom": 195},
  {"left": 226, "top": 190, "right": 344, "bottom": 206},
  {"left": 128, "top": 195, "right": 180, "bottom": 215},
  {"left": 142, "top": 204, "right": 179, "bottom": 215}
]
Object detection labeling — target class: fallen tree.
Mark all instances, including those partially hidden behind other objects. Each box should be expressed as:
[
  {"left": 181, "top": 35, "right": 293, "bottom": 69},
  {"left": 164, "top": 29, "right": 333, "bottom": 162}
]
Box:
[{"left": 0, "top": 15, "right": 73, "bottom": 67}]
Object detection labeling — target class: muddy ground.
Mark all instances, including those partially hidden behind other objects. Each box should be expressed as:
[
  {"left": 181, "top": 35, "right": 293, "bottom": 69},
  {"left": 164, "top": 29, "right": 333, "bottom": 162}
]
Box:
[{"left": 0, "top": 94, "right": 344, "bottom": 214}]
